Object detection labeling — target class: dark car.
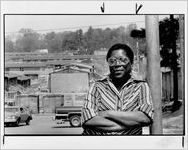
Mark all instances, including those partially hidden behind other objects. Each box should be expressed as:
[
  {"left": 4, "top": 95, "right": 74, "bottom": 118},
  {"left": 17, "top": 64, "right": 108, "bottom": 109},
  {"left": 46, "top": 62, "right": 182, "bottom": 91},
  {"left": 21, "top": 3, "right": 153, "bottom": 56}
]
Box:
[{"left": 4, "top": 106, "right": 32, "bottom": 127}]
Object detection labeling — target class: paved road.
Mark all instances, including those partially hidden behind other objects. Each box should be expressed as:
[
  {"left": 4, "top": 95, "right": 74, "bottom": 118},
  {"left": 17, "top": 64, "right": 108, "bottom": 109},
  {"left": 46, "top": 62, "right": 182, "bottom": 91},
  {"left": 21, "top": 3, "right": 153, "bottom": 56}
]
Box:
[
  {"left": 4, "top": 112, "right": 183, "bottom": 135},
  {"left": 4, "top": 114, "right": 83, "bottom": 135}
]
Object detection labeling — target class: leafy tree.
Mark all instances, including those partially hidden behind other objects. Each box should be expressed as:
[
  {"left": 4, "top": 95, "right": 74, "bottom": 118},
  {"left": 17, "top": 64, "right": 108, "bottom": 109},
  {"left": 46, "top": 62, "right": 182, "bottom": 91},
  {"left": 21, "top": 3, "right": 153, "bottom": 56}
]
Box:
[
  {"left": 44, "top": 32, "right": 63, "bottom": 53},
  {"left": 62, "top": 31, "right": 78, "bottom": 51},
  {"left": 159, "top": 17, "right": 179, "bottom": 68},
  {"left": 75, "top": 29, "right": 84, "bottom": 48},
  {"left": 5, "top": 36, "right": 15, "bottom": 52},
  {"left": 102, "top": 28, "right": 112, "bottom": 49},
  {"left": 38, "top": 34, "right": 47, "bottom": 50},
  {"left": 159, "top": 15, "right": 181, "bottom": 106},
  {"left": 15, "top": 28, "right": 40, "bottom": 52},
  {"left": 84, "top": 26, "right": 96, "bottom": 54},
  {"left": 6, "top": 24, "right": 142, "bottom": 54}
]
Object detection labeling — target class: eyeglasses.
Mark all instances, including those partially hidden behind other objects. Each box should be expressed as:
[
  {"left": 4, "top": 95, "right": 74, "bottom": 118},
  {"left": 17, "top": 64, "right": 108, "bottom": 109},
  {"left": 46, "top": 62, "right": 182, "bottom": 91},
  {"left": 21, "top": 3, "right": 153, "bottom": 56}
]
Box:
[{"left": 107, "top": 57, "right": 130, "bottom": 66}]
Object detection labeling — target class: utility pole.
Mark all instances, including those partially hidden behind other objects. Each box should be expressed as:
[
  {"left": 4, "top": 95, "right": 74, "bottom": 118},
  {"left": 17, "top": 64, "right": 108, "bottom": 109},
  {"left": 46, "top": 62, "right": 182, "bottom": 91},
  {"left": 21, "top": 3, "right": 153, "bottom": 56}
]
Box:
[
  {"left": 179, "top": 15, "right": 184, "bottom": 132},
  {"left": 136, "top": 40, "right": 140, "bottom": 73},
  {"left": 179, "top": 15, "right": 184, "bottom": 77},
  {"left": 145, "top": 15, "right": 163, "bottom": 134},
  {"left": 179, "top": 15, "right": 184, "bottom": 86}
]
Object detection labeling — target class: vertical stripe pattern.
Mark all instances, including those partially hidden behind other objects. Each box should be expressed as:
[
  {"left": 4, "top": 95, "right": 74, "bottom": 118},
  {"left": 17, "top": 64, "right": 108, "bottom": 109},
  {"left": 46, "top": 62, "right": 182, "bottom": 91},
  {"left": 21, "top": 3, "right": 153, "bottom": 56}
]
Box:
[{"left": 81, "top": 76, "right": 154, "bottom": 135}]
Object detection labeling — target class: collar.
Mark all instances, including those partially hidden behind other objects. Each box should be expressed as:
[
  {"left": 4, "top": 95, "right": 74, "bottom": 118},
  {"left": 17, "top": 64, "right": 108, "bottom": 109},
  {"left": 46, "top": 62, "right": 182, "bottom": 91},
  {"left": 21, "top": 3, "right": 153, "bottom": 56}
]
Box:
[
  {"left": 98, "top": 73, "right": 144, "bottom": 82},
  {"left": 97, "top": 73, "right": 145, "bottom": 88},
  {"left": 97, "top": 74, "right": 134, "bottom": 89},
  {"left": 96, "top": 73, "right": 145, "bottom": 97}
]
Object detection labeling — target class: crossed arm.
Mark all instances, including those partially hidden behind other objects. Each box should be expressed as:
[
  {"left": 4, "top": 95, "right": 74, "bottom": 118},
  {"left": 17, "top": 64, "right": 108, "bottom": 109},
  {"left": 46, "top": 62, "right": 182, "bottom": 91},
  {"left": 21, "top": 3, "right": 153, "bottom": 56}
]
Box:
[
  {"left": 82, "top": 110, "right": 151, "bottom": 132},
  {"left": 82, "top": 82, "right": 153, "bottom": 132}
]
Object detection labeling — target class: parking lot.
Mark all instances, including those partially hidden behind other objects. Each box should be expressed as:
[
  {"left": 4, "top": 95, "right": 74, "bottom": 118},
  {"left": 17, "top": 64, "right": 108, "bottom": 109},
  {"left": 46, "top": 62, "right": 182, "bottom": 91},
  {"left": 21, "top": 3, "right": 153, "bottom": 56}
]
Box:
[{"left": 4, "top": 114, "right": 83, "bottom": 135}]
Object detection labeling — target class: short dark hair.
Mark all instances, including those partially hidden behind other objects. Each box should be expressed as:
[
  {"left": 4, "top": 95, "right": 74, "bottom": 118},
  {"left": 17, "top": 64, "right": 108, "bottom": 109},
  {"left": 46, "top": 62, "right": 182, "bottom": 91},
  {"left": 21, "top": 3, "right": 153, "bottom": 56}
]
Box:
[{"left": 106, "top": 43, "right": 134, "bottom": 64}]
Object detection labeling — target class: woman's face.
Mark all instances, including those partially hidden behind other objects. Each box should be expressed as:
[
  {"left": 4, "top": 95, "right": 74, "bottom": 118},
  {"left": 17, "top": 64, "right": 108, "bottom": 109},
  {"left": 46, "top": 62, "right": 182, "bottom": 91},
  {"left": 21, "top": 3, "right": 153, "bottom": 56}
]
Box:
[{"left": 108, "top": 49, "right": 132, "bottom": 79}]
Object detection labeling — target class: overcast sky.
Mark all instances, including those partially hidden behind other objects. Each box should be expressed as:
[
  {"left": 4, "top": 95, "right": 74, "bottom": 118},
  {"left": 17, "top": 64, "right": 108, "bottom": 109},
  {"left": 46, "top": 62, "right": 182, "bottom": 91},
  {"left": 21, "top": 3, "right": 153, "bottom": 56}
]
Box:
[
  {"left": 5, "top": 15, "right": 169, "bottom": 35},
  {"left": 5, "top": 15, "right": 145, "bottom": 34}
]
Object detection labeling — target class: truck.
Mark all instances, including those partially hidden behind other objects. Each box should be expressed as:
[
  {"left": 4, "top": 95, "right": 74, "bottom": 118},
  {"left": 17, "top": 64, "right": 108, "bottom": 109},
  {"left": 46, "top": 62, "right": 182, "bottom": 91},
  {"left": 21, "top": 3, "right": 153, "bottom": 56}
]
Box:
[
  {"left": 54, "top": 106, "right": 82, "bottom": 127},
  {"left": 49, "top": 63, "right": 101, "bottom": 127},
  {"left": 52, "top": 92, "right": 86, "bottom": 126},
  {"left": 52, "top": 92, "right": 86, "bottom": 127}
]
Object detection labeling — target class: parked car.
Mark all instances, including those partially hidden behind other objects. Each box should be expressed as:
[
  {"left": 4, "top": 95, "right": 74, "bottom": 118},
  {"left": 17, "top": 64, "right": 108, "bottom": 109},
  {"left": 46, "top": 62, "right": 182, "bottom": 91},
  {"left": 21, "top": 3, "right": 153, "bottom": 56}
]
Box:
[
  {"left": 5, "top": 100, "right": 15, "bottom": 106},
  {"left": 53, "top": 106, "right": 82, "bottom": 127},
  {"left": 4, "top": 106, "right": 32, "bottom": 127}
]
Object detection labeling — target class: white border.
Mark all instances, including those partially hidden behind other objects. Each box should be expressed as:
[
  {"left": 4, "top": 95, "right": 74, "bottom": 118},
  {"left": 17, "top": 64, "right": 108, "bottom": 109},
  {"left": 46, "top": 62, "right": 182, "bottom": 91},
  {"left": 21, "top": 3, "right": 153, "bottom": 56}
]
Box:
[
  {"left": 1, "top": 1, "right": 188, "bottom": 14},
  {"left": 1, "top": 1, "right": 187, "bottom": 149},
  {"left": 2, "top": 136, "right": 187, "bottom": 149}
]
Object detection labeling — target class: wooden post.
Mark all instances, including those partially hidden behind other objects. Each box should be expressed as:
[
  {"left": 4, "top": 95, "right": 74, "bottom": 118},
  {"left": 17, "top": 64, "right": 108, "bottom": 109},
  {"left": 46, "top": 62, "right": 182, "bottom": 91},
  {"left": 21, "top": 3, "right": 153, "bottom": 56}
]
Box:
[
  {"left": 136, "top": 40, "right": 140, "bottom": 73},
  {"left": 145, "top": 15, "right": 163, "bottom": 134},
  {"left": 179, "top": 15, "right": 184, "bottom": 98},
  {"left": 179, "top": 15, "right": 185, "bottom": 134}
]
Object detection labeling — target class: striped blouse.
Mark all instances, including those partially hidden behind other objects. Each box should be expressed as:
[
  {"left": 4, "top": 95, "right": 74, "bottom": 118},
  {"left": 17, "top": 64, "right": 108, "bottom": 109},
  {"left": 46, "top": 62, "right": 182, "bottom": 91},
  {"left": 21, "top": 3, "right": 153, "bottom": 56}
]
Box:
[{"left": 81, "top": 76, "right": 154, "bottom": 135}]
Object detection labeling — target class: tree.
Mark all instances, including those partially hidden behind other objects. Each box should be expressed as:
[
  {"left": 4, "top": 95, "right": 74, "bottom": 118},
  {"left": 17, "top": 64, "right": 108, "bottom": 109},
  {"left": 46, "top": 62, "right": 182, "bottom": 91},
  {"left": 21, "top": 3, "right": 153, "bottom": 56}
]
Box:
[
  {"left": 44, "top": 32, "right": 63, "bottom": 53},
  {"left": 159, "top": 16, "right": 179, "bottom": 68},
  {"left": 103, "top": 28, "right": 112, "bottom": 49},
  {"left": 15, "top": 28, "right": 40, "bottom": 52},
  {"left": 5, "top": 36, "right": 15, "bottom": 52},
  {"left": 62, "top": 31, "right": 78, "bottom": 51},
  {"left": 159, "top": 16, "right": 180, "bottom": 106},
  {"left": 75, "top": 29, "right": 84, "bottom": 48},
  {"left": 84, "top": 26, "right": 96, "bottom": 54}
]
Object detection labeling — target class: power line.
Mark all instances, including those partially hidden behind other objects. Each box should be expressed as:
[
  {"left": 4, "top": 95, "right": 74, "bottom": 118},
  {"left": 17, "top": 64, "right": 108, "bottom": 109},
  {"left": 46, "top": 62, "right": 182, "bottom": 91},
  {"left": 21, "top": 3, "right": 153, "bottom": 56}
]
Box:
[{"left": 5, "top": 21, "right": 144, "bottom": 35}]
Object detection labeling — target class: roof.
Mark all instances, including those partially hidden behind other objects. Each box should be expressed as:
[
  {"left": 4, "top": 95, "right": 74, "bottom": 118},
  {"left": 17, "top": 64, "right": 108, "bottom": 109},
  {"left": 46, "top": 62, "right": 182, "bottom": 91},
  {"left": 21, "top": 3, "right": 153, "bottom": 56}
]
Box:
[
  {"left": 5, "top": 53, "right": 106, "bottom": 61},
  {"left": 5, "top": 99, "right": 15, "bottom": 102},
  {"left": 49, "top": 63, "right": 94, "bottom": 74},
  {"left": 5, "top": 106, "right": 19, "bottom": 109},
  {"left": 4, "top": 73, "right": 19, "bottom": 78},
  {"left": 70, "top": 63, "right": 94, "bottom": 69},
  {"left": 6, "top": 54, "right": 94, "bottom": 60},
  {"left": 50, "top": 67, "right": 91, "bottom": 75},
  {"left": 5, "top": 61, "right": 93, "bottom": 69},
  {"left": 17, "top": 76, "right": 31, "bottom": 81},
  {"left": 5, "top": 62, "right": 47, "bottom": 68},
  {"left": 46, "top": 60, "right": 76, "bottom": 66}
]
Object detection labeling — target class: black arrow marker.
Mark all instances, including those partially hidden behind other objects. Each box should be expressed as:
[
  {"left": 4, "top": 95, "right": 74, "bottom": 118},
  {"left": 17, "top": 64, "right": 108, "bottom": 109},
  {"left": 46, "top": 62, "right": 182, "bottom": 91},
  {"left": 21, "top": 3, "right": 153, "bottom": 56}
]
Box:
[
  {"left": 136, "top": 3, "right": 143, "bottom": 14},
  {"left": 101, "top": 2, "right": 105, "bottom": 13}
]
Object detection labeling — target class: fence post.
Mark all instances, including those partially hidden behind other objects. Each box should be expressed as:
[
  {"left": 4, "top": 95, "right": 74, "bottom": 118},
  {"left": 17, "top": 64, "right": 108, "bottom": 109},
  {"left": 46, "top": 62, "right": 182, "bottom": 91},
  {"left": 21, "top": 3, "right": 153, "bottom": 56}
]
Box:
[{"left": 145, "top": 15, "right": 163, "bottom": 134}]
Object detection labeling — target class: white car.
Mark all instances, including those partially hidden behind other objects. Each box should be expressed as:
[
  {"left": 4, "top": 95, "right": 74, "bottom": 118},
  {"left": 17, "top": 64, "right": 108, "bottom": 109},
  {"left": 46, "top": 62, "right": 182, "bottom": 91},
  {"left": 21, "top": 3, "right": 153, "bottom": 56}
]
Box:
[{"left": 4, "top": 106, "right": 32, "bottom": 127}]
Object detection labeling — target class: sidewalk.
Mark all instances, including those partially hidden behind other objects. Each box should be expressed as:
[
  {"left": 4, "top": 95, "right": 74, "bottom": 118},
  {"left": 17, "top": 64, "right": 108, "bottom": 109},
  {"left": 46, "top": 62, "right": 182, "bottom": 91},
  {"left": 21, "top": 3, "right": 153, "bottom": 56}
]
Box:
[{"left": 162, "top": 105, "right": 184, "bottom": 134}]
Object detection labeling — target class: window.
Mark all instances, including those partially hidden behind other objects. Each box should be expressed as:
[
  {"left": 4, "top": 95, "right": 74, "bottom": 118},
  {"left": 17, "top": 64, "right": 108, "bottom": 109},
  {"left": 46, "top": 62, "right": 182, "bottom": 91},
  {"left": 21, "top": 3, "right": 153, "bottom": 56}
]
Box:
[{"left": 20, "top": 67, "right": 24, "bottom": 71}]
